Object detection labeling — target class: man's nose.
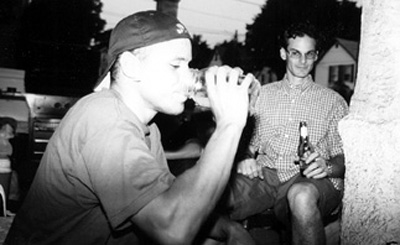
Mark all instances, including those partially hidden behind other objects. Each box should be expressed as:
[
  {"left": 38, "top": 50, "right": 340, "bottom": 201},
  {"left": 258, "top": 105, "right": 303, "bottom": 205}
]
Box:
[
  {"left": 182, "top": 69, "right": 196, "bottom": 93},
  {"left": 299, "top": 54, "right": 307, "bottom": 64}
]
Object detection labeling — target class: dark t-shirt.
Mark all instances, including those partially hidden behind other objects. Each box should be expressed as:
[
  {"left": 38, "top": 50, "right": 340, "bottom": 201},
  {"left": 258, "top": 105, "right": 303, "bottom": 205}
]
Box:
[{"left": 6, "top": 90, "right": 175, "bottom": 244}]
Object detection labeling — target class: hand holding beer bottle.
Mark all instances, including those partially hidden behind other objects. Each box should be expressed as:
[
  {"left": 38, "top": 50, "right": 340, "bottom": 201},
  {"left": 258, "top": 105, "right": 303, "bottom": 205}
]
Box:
[
  {"left": 295, "top": 121, "right": 314, "bottom": 177},
  {"left": 187, "top": 67, "right": 261, "bottom": 116}
]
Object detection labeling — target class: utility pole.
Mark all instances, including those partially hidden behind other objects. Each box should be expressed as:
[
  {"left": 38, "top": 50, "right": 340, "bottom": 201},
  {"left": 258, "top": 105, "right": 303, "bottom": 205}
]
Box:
[{"left": 154, "top": 0, "right": 180, "bottom": 17}]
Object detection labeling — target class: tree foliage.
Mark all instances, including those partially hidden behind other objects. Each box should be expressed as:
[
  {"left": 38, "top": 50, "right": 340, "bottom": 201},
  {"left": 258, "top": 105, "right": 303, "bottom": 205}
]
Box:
[
  {"left": 20, "top": 0, "right": 105, "bottom": 46},
  {"left": 244, "top": 0, "right": 361, "bottom": 78},
  {"left": 18, "top": 0, "right": 106, "bottom": 96},
  {"left": 190, "top": 34, "right": 213, "bottom": 69},
  {"left": 0, "top": 0, "right": 15, "bottom": 23},
  {"left": 218, "top": 40, "right": 244, "bottom": 68},
  {"left": 336, "top": 0, "right": 362, "bottom": 41}
]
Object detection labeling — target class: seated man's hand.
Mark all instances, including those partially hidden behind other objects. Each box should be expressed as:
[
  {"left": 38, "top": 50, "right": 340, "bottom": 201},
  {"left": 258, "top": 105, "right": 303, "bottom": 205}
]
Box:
[
  {"left": 303, "top": 151, "right": 329, "bottom": 179},
  {"left": 237, "top": 158, "right": 264, "bottom": 180}
]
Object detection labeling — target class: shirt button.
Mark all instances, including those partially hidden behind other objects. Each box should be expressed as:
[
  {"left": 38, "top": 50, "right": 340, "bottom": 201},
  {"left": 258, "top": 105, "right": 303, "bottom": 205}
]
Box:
[
  {"left": 279, "top": 157, "right": 283, "bottom": 160},
  {"left": 285, "top": 134, "right": 289, "bottom": 138},
  {"left": 291, "top": 100, "right": 295, "bottom": 103}
]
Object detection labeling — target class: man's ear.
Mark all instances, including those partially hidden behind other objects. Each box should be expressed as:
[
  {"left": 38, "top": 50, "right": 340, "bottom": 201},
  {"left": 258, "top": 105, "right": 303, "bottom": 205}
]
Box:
[
  {"left": 120, "top": 51, "right": 141, "bottom": 80},
  {"left": 280, "top": 47, "right": 287, "bottom": 61}
]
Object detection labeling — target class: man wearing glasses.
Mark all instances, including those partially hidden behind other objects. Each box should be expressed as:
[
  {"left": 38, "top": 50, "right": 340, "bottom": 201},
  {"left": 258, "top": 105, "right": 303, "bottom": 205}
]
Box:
[{"left": 225, "top": 22, "right": 349, "bottom": 245}]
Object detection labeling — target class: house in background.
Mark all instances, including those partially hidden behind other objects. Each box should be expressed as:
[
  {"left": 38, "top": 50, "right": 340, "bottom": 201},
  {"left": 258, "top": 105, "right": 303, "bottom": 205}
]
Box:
[
  {"left": 314, "top": 38, "right": 359, "bottom": 103},
  {"left": 255, "top": 66, "right": 278, "bottom": 85}
]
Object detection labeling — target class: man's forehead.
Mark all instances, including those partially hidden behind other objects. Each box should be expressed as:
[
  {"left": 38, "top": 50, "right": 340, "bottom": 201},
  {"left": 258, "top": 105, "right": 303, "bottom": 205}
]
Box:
[
  {"left": 287, "top": 47, "right": 317, "bottom": 53},
  {"left": 288, "top": 36, "right": 316, "bottom": 50}
]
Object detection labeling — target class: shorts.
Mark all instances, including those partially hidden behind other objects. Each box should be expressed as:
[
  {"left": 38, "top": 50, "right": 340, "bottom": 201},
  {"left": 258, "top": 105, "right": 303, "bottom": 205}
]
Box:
[
  {"left": 224, "top": 167, "right": 342, "bottom": 227},
  {"left": 273, "top": 171, "right": 342, "bottom": 227}
]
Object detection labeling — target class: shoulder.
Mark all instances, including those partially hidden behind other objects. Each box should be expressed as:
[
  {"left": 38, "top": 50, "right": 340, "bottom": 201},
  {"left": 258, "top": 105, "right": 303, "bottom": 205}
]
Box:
[
  {"left": 62, "top": 90, "right": 144, "bottom": 136},
  {"left": 63, "top": 92, "right": 116, "bottom": 129},
  {"left": 311, "top": 82, "right": 342, "bottom": 98},
  {"left": 259, "top": 80, "right": 282, "bottom": 95},
  {"left": 310, "top": 83, "right": 349, "bottom": 110},
  {"left": 262, "top": 80, "right": 281, "bottom": 89},
  {"left": 75, "top": 90, "right": 118, "bottom": 112}
]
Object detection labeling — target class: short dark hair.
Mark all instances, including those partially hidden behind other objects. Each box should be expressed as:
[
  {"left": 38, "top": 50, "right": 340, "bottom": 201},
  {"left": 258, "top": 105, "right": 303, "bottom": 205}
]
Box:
[{"left": 279, "top": 22, "right": 320, "bottom": 51}]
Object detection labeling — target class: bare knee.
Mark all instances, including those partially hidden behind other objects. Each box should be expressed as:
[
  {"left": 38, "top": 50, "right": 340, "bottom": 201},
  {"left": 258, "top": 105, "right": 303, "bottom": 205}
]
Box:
[{"left": 287, "top": 182, "right": 319, "bottom": 217}]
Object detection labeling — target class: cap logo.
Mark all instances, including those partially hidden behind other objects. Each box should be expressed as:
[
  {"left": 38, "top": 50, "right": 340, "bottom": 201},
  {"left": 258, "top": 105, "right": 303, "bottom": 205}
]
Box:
[{"left": 176, "top": 23, "right": 186, "bottom": 35}]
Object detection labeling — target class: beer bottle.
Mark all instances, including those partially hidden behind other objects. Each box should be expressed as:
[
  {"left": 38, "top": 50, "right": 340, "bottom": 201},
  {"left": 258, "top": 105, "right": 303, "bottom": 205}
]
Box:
[{"left": 297, "top": 121, "right": 311, "bottom": 176}]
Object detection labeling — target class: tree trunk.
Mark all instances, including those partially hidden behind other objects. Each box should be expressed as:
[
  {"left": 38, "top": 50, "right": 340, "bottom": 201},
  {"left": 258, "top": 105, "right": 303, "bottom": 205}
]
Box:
[{"left": 339, "top": 0, "right": 400, "bottom": 244}]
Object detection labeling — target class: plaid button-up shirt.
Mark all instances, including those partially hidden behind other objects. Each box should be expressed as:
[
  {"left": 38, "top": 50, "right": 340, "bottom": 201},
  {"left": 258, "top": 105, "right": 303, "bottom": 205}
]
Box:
[{"left": 251, "top": 75, "right": 349, "bottom": 190}]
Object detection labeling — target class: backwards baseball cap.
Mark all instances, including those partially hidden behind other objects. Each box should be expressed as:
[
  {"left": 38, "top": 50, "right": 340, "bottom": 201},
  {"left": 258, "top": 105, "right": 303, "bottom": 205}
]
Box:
[{"left": 94, "top": 10, "right": 191, "bottom": 91}]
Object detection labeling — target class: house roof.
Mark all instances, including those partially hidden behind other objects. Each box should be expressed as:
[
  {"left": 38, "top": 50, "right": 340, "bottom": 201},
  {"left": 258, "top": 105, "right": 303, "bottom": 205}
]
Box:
[{"left": 334, "top": 38, "right": 359, "bottom": 60}]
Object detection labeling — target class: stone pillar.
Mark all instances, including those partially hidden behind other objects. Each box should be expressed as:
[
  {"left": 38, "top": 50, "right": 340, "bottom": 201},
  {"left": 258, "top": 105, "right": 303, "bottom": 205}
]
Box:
[
  {"left": 154, "top": 0, "right": 180, "bottom": 17},
  {"left": 339, "top": 0, "right": 400, "bottom": 244}
]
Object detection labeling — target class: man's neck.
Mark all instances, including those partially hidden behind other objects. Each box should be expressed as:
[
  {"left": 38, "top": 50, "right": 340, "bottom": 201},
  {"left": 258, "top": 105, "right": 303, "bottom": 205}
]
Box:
[
  {"left": 286, "top": 74, "right": 309, "bottom": 87},
  {"left": 112, "top": 82, "right": 156, "bottom": 126}
]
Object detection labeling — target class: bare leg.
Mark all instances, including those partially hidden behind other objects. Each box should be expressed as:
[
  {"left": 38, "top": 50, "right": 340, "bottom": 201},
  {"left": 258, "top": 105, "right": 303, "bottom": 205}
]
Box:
[{"left": 287, "top": 183, "right": 326, "bottom": 245}]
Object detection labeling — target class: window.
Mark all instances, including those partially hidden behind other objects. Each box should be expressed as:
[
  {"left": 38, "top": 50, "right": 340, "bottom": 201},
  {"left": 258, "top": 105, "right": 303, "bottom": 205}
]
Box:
[
  {"left": 329, "top": 65, "right": 354, "bottom": 85},
  {"left": 328, "top": 64, "right": 355, "bottom": 104}
]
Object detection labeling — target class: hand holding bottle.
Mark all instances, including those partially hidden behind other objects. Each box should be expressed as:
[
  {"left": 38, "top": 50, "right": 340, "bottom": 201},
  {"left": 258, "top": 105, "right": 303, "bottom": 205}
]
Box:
[
  {"left": 301, "top": 152, "right": 331, "bottom": 179},
  {"left": 295, "top": 121, "right": 314, "bottom": 176},
  {"left": 187, "top": 66, "right": 261, "bottom": 116},
  {"left": 294, "top": 121, "right": 330, "bottom": 179}
]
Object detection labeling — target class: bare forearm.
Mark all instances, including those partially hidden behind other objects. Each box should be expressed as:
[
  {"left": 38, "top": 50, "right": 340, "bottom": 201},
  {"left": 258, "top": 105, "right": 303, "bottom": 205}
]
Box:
[
  {"left": 165, "top": 140, "right": 203, "bottom": 160},
  {"left": 167, "top": 124, "right": 243, "bottom": 228},
  {"left": 133, "top": 124, "right": 243, "bottom": 244}
]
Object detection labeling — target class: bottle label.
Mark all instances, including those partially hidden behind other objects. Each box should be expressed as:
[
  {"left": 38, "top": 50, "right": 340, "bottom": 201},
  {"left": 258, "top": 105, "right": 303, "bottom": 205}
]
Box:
[{"left": 300, "top": 126, "right": 307, "bottom": 138}]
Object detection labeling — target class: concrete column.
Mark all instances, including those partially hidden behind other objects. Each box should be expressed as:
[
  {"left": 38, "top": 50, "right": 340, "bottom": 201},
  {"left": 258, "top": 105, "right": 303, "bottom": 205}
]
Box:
[
  {"left": 339, "top": 0, "right": 400, "bottom": 244},
  {"left": 154, "top": 0, "right": 180, "bottom": 18}
]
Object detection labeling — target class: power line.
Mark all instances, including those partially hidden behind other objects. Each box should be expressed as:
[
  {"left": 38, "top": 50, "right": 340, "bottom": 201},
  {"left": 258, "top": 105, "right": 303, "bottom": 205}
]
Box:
[
  {"left": 104, "top": 8, "right": 247, "bottom": 23},
  {"left": 186, "top": 25, "right": 245, "bottom": 37},
  {"left": 101, "top": 19, "right": 245, "bottom": 38},
  {"left": 101, "top": 3, "right": 254, "bottom": 44},
  {"left": 102, "top": 10, "right": 125, "bottom": 18},
  {"left": 233, "top": 0, "right": 265, "bottom": 6},
  {"left": 104, "top": 7, "right": 250, "bottom": 24},
  {"left": 179, "top": 6, "right": 248, "bottom": 23},
  {"left": 102, "top": 8, "right": 252, "bottom": 30}
]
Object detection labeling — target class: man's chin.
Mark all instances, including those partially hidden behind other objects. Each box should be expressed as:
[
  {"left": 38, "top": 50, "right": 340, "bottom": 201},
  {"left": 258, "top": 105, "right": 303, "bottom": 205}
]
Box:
[
  {"left": 296, "top": 67, "right": 312, "bottom": 76},
  {"left": 294, "top": 71, "right": 310, "bottom": 79}
]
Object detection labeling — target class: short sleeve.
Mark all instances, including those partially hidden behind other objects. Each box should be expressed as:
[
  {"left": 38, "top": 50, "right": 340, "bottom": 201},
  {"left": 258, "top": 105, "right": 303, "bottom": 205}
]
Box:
[{"left": 82, "top": 122, "right": 175, "bottom": 229}]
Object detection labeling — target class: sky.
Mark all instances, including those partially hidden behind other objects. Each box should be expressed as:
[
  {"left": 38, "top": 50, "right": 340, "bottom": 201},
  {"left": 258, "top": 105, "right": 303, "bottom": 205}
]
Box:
[{"left": 100, "top": 0, "right": 266, "bottom": 47}]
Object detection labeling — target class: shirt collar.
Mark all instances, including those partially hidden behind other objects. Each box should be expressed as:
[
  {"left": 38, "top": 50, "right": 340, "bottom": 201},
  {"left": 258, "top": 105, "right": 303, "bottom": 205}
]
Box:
[{"left": 281, "top": 74, "right": 313, "bottom": 94}]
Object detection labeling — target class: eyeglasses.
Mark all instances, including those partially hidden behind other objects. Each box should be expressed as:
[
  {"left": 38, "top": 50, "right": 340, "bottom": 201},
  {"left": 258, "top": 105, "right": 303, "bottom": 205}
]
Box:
[{"left": 286, "top": 49, "right": 318, "bottom": 60}]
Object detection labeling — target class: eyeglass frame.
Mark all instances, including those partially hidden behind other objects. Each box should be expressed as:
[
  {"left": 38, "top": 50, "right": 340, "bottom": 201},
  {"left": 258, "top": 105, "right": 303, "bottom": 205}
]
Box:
[{"left": 285, "top": 48, "right": 318, "bottom": 61}]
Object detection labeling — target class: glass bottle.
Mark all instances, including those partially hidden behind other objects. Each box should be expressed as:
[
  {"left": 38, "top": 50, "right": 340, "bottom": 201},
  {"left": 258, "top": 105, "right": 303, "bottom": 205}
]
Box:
[
  {"left": 297, "top": 121, "right": 311, "bottom": 177},
  {"left": 187, "top": 68, "right": 260, "bottom": 115}
]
